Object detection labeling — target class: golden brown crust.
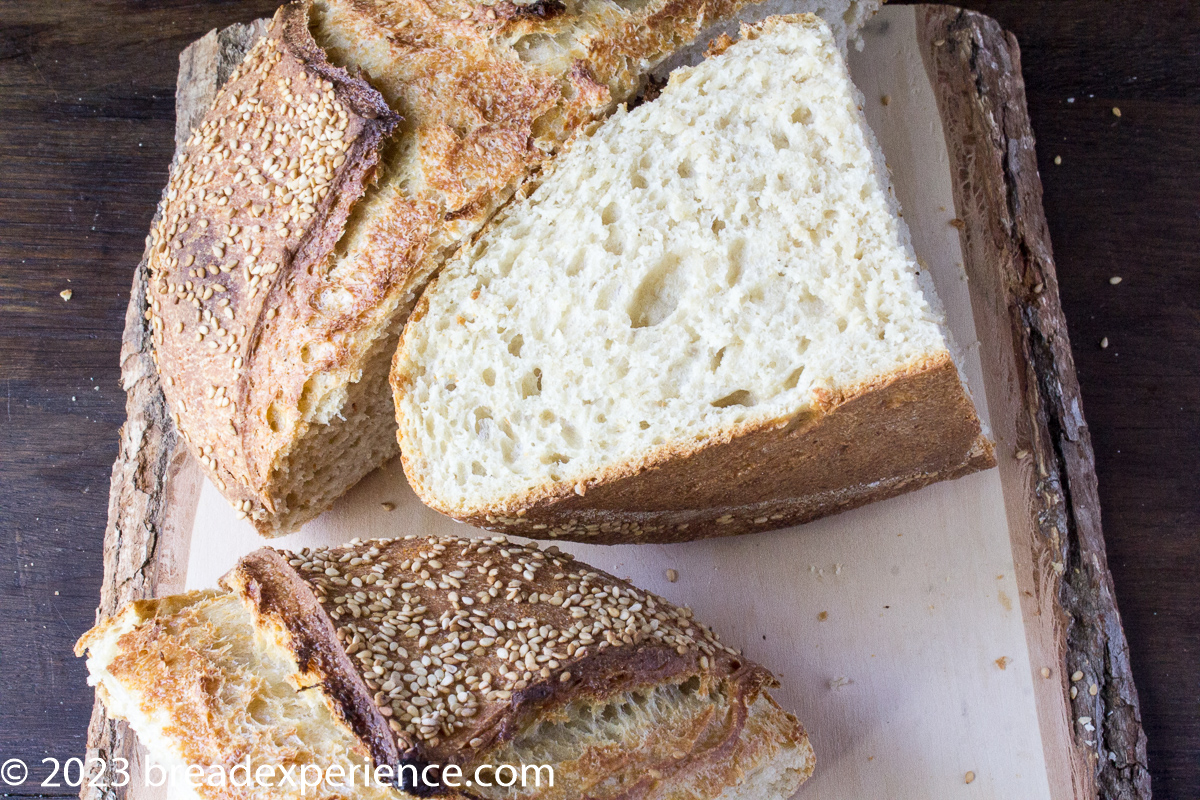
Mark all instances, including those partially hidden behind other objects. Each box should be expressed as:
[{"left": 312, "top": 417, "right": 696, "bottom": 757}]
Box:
[
  {"left": 405, "top": 353, "right": 996, "bottom": 544},
  {"left": 147, "top": 1, "right": 398, "bottom": 529},
  {"left": 239, "top": 536, "right": 768, "bottom": 768}
]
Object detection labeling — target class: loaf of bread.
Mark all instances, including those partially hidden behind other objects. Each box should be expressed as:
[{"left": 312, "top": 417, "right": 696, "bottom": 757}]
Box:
[
  {"left": 77, "top": 535, "right": 814, "bottom": 800},
  {"left": 392, "top": 14, "right": 995, "bottom": 545},
  {"left": 145, "top": 0, "right": 881, "bottom": 536}
]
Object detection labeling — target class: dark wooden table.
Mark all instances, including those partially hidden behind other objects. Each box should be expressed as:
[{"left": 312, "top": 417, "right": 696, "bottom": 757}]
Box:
[{"left": 1, "top": 1, "right": 1196, "bottom": 797}]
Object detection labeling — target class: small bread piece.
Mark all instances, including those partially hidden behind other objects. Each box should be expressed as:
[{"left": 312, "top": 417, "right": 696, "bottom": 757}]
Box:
[
  {"left": 392, "top": 15, "right": 995, "bottom": 544},
  {"left": 77, "top": 535, "right": 814, "bottom": 800},
  {"left": 149, "top": 0, "right": 881, "bottom": 536}
]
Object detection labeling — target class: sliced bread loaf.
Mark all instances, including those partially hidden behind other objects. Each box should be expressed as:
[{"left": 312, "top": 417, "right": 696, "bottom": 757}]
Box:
[
  {"left": 149, "top": 0, "right": 881, "bottom": 536},
  {"left": 392, "top": 14, "right": 995, "bottom": 544},
  {"left": 77, "top": 535, "right": 813, "bottom": 800}
]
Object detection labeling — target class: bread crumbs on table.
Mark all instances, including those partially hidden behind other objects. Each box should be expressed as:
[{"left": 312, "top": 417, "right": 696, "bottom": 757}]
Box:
[
  {"left": 965, "top": 771, "right": 976, "bottom": 784},
  {"left": 995, "top": 656, "right": 1009, "bottom": 670},
  {"left": 380, "top": 502, "right": 395, "bottom": 511},
  {"left": 817, "top": 611, "right": 828, "bottom": 621},
  {"left": 664, "top": 568, "right": 678, "bottom": 583},
  {"left": 1112, "top": 106, "right": 1121, "bottom": 117},
  {"left": 1109, "top": 275, "right": 1122, "bottom": 284},
  {"left": 60, "top": 289, "right": 72, "bottom": 301},
  {"left": 1100, "top": 337, "right": 1110, "bottom": 349}
]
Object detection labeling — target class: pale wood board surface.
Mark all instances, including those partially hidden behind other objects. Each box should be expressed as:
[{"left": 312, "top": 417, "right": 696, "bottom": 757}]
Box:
[{"left": 83, "top": 5, "right": 1151, "bottom": 800}]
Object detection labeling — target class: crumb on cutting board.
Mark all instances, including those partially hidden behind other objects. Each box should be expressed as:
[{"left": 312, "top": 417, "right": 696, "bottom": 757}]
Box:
[
  {"left": 60, "top": 289, "right": 73, "bottom": 301},
  {"left": 664, "top": 568, "right": 678, "bottom": 583},
  {"left": 965, "top": 771, "right": 976, "bottom": 784},
  {"left": 817, "top": 611, "right": 828, "bottom": 621},
  {"left": 994, "top": 656, "right": 1010, "bottom": 670},
  {"left": 381, "top": 502, "right": 396, "bottom": 511}
]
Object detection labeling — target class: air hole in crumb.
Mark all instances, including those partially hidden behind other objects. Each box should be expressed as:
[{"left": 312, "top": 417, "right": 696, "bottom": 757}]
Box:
[
  {"left": 676, "top": 159, "right": 693, "bottom": 179},
  {"left": 784, "top": 365, "right": 805, "bottom": 390},
  {"left": 726, "top": 239, "right": 745, "bottom": 286},
  {"left": 639, "top": 420, "right": 650, "bottom": 430},
  {"left": 791, "top": 106, "right": 812, "bottom": 124},
  {"left": 561, "top": 423, "right": 580, "bottom": 448},
  {"left": 601, "top": 203, "right": 619, "bottom": 225},
  {"left": 603, "top": 228, "right": 624, "bottom": 256},
  {"left": 472, "top": 462, "right": 486, "bottom": 476},
  {"left": 541, "top": 452, "right": 571, "bottom": 465},
  {"left": 482, "top": 367, "right": 496, "bottom": 386},
  {"left": 631, "top": 172, "right": 648, "bottom": 190},
  {"left": 837, "top": 318, "right": 848, "bottom": 333},
  {"left": 712, "top": 389, "right": 754, "bottom": 408},
  {"left": 539, "top": 410, "right": 556, "bottom": 424},
  {"left": 473, "top": 407, "right": 493, "bottom": 437},
  {"left": 266, "top": 402, "right": 283, "bottom": 433},
  {"left": 771, "top": 132, "right": 788, "bottom": 150},
  {"left": 711, "top": 218, "right": 726, "bottom": 234},
  {"left": 711, "top": 346, "right": 726, "bottom": 370},
  {"left": 520, "top": 368, "right": 542, "bottom": 398},
  {"left": 507, "top": 334, "right": 524, "bottom": 357},
  {"left": 628, "top": 253, "right": 682, "bottom": 328},
  {"left": 246, "top": 698, "right": 271, "bottom": 724},
  {"left": 565, "top": 250, "right": 586, "bottom": 276}
]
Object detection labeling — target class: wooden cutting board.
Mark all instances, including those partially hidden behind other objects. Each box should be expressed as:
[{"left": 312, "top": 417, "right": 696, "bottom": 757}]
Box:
[{"left": 82, "top": 5, "right": 1151, "bottom": 799}]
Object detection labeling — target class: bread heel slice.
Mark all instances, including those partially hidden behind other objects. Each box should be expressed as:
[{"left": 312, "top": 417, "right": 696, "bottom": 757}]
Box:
[
  {"left": 77, "top": 534, "right": 813, "bottom": 800},
  {"left": 392, "top": 14, "right": 995, "bottom": 544}
]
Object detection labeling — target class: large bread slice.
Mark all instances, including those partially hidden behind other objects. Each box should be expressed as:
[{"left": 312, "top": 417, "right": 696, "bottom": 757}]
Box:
[
  {"left": 147, "top": 0, "right": 881, "bottom": 536},
  {"left": 392, "top": 14, "right": 995, "bottom": 545},
  {"left": 77, "top": 535, "right": 814, "bottom": 800}
]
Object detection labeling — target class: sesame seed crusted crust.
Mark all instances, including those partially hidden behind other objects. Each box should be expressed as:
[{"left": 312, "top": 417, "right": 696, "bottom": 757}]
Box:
[
  {"left": 147, "top": 2, "right": 398, "bottom": 531},
  {"left": 227, "top": 534, "right": 767, "bottom": 769}
]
